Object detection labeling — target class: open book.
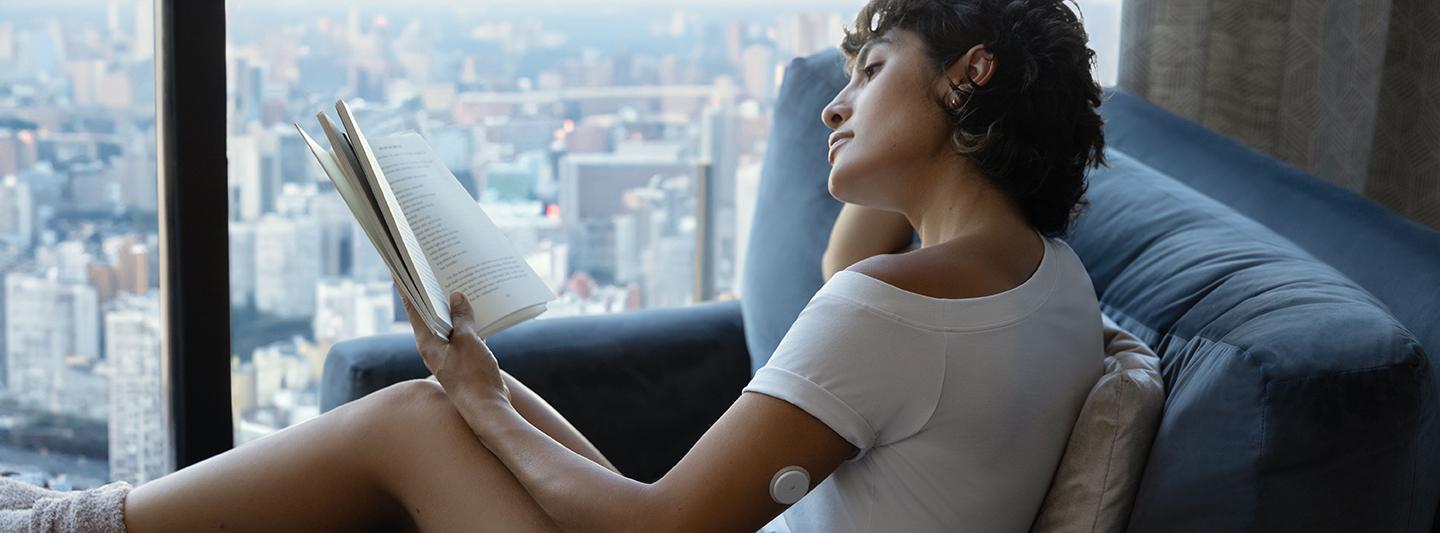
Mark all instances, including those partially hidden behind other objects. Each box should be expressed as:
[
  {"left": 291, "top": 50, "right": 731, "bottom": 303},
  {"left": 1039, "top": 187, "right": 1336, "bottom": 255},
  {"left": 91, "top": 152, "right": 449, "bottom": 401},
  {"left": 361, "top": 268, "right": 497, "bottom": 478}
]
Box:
[{"left": 295, "top": 100, "right": 555, "bottom": 340}]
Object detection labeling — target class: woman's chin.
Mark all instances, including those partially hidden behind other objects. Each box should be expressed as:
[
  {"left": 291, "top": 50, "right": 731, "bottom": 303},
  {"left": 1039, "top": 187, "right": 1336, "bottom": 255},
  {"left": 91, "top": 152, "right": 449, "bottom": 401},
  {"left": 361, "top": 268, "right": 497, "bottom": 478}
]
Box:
[
  {"left": 826, "top": 172, "right": 850, "bottom": 202},
  {"left": 827, "top": 174, "right": 864, "bottom": 205}
]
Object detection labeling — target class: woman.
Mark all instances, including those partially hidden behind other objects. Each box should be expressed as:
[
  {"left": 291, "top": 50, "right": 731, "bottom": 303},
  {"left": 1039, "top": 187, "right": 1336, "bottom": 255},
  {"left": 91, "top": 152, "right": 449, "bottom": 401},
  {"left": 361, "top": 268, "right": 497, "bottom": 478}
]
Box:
[{"left": 5, "top": 0, "right": 1107, "bottom": 531}]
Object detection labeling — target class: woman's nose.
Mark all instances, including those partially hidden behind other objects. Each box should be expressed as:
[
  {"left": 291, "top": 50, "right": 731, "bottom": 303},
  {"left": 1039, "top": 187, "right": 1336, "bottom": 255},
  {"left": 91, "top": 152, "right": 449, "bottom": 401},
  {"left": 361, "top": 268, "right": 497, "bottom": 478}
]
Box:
[{"left": 820, "top": 97, "right": 851, "bottom": 130}]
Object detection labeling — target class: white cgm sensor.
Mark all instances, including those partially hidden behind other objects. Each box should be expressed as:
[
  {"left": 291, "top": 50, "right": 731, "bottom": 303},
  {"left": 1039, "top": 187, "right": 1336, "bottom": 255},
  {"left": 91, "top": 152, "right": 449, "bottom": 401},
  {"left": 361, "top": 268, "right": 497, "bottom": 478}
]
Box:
[{"left": 769, "top": 466, "right": 810, "bottom": 505}]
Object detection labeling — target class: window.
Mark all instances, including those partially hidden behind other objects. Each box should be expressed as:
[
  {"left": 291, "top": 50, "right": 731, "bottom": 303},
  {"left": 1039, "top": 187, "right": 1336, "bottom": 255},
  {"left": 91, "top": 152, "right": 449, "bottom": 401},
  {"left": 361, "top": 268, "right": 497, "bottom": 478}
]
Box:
[
  {"left": 224, "top": 0, "right": 1122, "bottom": 442},
  {"left": 0, "top": 0, "right": 169, "bottom": 487}
]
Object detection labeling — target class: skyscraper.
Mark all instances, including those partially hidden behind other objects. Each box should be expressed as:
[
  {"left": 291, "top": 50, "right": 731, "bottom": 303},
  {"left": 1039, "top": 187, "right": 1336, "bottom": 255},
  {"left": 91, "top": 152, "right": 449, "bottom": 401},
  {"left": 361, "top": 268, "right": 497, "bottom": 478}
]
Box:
[
  {"left": 313, "top": 278, "right": 395, "bottom": 345},
  {"left": 106, "top": 293, "right": 168, "bottom": 484},
  {"left": 3, "top": 271, "right": 100, "bottom": 411},
  {"left": 254, "top": 215, "right": 320, "bottom": 318},
  {"left": 229, "top": 221, "right": 256, "bottom": 309},
  {"left": 0, "top": 175, "right": 33, "bottom": 248}
]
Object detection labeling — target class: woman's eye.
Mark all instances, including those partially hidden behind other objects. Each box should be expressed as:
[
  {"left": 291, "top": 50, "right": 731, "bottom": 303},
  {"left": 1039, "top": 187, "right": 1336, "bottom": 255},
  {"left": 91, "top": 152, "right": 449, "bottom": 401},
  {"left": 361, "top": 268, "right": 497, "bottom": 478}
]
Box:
[{"left": 863, "top": 63, "right": 881, "bottom": 79}]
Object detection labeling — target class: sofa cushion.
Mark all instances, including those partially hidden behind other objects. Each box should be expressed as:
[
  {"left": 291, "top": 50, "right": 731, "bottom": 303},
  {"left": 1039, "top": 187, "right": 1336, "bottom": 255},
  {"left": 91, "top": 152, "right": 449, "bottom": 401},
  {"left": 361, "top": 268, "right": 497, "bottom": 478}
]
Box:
[
  {"left": 1100, "top": 89, "right": 1440, "bottom": 359},
  {"left": 1067, "top": 150, "right": 1438, "bottom": 532},
  {"left": 1031, "top": 314, "right": 1165, "bottom": 533},
  {"left": 740, "top": 50, "right": 849, "bottom": 373}
]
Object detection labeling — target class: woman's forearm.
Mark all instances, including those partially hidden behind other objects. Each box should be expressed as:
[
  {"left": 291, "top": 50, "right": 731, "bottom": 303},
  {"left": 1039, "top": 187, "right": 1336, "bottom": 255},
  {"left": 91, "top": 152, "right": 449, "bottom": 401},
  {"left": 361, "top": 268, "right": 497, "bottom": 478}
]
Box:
[
  {"left": 457, "top": 397, "right": 655, "bottom": 533},
  {"left": 821, "top": 203, "right": 916, "bottom": 281}
]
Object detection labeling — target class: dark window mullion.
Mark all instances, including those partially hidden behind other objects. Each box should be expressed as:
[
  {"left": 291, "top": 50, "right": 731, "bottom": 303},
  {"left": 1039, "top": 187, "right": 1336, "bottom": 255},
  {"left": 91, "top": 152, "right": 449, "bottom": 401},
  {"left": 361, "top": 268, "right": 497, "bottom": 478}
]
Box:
[{"left": 156, "top": 0, "right": 233, "bottom": 469}]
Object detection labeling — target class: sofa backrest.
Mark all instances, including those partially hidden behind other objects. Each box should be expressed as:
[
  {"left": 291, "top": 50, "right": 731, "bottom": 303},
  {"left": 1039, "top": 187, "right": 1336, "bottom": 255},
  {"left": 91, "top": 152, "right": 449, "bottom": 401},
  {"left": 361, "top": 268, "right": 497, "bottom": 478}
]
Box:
[
  {"left": 1100, "top": 90, "right": 1440, "bottom": 361},
  {"left": 1070, "top": 151, "right": 1437, "bottom": 532}
]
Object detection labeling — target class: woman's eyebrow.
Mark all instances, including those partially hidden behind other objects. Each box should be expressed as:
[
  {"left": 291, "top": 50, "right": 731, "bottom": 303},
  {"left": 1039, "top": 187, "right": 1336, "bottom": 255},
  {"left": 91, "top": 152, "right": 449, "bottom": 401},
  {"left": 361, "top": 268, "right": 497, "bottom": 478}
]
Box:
[{"left": 855, "top": 36, "right": 894, "bottom": 73}]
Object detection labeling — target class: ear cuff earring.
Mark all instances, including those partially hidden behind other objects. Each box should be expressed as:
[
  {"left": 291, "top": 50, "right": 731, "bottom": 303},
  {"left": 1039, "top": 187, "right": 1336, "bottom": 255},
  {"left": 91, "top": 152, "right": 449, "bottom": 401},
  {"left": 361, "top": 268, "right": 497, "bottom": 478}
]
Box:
[{"left": 946, "top": 78, "right": 975, "bottom": 111}]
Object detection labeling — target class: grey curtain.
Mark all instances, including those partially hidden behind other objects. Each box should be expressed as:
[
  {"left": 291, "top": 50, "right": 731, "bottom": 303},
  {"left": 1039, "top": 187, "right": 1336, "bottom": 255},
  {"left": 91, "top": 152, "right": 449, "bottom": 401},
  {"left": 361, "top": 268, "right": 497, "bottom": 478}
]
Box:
[{"left": 1119, "top": 0, "right": 1440, "bottom": 229}]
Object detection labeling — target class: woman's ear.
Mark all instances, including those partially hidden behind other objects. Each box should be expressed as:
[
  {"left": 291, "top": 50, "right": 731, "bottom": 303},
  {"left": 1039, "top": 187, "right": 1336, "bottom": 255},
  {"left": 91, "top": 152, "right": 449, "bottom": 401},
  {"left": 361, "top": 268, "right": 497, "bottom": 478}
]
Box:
[{"left": 947, "top": 44, "right": 996, "bottom": 89}]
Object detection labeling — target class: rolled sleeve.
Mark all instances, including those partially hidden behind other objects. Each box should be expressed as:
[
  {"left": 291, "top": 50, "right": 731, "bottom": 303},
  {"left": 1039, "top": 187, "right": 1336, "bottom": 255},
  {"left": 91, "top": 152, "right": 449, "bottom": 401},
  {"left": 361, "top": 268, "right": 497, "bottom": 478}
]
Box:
[
  {"left": 742, "top": 294, "right": 945, "bottom": 463},
  {"left": 744, "top": 366, "right": 878, "bottom": 459}
]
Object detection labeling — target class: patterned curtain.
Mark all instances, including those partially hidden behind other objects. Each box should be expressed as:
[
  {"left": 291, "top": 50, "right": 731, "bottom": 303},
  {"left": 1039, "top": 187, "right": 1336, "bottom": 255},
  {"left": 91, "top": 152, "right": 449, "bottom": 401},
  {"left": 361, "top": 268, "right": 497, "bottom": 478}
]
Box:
[{"left": 1119, "top": 0, "right": 1440, "bottom": 229}]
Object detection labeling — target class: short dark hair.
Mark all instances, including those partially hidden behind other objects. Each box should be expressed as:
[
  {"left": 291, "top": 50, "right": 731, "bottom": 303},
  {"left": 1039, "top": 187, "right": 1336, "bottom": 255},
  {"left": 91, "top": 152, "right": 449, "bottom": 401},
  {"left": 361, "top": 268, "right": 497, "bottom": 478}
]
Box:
[{"left": 841, "top": 0, "right": 1106, "bottom": 237}]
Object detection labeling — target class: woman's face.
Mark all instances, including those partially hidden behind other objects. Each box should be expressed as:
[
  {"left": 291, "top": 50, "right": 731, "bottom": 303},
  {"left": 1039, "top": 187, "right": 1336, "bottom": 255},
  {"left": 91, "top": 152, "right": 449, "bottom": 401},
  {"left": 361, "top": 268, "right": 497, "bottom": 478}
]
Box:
[{"left": 821, "top": 29, "right": 953, "bottom": 211}]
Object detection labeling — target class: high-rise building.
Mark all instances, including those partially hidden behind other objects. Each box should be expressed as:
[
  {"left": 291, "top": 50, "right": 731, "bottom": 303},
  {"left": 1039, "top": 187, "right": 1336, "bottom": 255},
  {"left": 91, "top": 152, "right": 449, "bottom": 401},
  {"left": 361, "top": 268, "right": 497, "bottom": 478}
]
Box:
[
  {"left": 67, "top": 160, "right": 120, "bottom": 213},
  {"left": 229, "top": 221, "right": 256, "bottom": 309},
  {"left": 558, "top": 153, "right": 695, "bottom": 223},
  {"left": 732, "top": 157, "right": 763, "bottom": 297},
  {"left": 701, "top": 105, "right": 741, "bottom": 295},
  {"left": 565, "top": 219, "right": 617, "bottom": 284},
  {"left": 646, "top": 235, "right": 694, "bottom": 309},
  {"left": 0, "top": 175, "right": 33, "bottom": 248},
  {"left": 277, "top": 129, "right": 318, "bottom": 185},
  {"left": 3, "top": 271, "right": 100, "bottom": 411},
  {"left": 0, "top": 129, "right": 39, "bottom": 177},
  {"left": 779, "top": 12, "right": 846, "bottom": 59},
  {"left": 740, "top": 42, "right": 778, "bottom": 103},
  {"left": 254, "top": 215, "right": 320, "bottom": 318},
  {"left": 55, "top": 240, "right": 91, "bottom": 284},
  {"left": 313, "top": 278, "right": 395, "bottom": 345},
  {"left": 613, "top": 189, "right": 660, "bottom": 284},
  {"left": 117, "top": 135, "right": 158, "bottom": 212},
  {"left": 348, "top": 221, "right": 388, "bottom": 283},
  {"left": 252, "top": 340, "right": 319, "bottom": 426},
  {"left": 106, "top": 293, "right": 169, "bottom": 485},
  {"left": 228, "top": 134, "right": 264, "bottom": 221},
  {"left": 231, "top": 356, "right": 256, "bottom": 421},
  {"left": 232, "top": 58, "right": 266, "bottom": 126},
  {"left": 116, "top": 241, "right": 149, "bottom": 295},
  {"left": 87, "top": 262, "right": 116, "bottom": 303},
  {"left": 307, "top": 193, "right": 352, "bottom": 278},
  {"left": 103, "top": 234, "right": 151, "bottom": 296}
]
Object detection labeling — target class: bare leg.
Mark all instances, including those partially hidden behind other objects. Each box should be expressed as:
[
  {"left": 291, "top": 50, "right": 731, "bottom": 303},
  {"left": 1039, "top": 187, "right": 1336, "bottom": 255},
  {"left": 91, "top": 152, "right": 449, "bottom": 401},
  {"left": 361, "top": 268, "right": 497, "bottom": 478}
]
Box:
[{"left": 123, "top": 376, "right": 607, "bottom": 532}]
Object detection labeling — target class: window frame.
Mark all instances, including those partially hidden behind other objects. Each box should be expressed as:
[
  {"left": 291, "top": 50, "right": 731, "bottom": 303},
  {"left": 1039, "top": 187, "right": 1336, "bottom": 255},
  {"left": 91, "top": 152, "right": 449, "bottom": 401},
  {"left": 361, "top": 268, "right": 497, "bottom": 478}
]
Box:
[{"left": 156, "top": 0, "right": 234, "bottom": 468}]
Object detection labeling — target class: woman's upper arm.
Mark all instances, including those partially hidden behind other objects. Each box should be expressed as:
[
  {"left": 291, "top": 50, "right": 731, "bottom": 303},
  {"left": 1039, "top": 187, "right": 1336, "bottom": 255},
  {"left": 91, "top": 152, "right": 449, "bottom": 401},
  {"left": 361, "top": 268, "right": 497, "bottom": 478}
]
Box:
[{"left": 642, "top": 391, "right": 857, "bottom": 533}]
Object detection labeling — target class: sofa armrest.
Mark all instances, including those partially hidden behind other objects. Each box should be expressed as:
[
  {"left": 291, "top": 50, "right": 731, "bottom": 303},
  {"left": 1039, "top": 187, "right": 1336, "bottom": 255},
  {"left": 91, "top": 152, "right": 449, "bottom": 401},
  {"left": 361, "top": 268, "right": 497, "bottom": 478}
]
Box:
[{"left": 320, "top": 299, "right": 751, "bottom": 482}]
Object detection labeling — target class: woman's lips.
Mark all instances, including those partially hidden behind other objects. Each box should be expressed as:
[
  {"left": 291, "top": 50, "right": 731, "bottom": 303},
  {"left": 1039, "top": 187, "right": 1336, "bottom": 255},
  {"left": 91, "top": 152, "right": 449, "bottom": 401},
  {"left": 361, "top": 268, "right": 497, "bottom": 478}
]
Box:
[{"left": 828, "top": 137, "right": 850, "bottom": 165}]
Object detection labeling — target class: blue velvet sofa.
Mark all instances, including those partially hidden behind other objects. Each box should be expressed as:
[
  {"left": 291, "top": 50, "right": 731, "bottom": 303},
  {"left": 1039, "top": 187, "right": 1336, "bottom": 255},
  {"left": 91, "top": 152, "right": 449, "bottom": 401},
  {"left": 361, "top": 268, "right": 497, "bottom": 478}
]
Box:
[{"left": 320, "top": 49, "right": 1440, "bottom": 532}]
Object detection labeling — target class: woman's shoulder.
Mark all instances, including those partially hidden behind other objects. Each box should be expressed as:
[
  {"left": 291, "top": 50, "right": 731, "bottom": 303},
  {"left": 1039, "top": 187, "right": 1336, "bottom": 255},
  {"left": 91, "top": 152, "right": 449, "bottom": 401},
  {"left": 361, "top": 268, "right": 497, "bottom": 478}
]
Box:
[{"left": 845, "top": 235, "right": 1045, "bottom": 300}]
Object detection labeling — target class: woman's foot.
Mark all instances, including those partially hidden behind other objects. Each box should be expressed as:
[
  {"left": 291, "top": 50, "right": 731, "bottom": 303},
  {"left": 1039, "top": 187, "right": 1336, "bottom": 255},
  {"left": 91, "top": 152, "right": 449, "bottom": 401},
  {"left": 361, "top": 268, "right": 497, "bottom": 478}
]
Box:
[{"left": 1, "top": 475, "right": 132, "bottom": 533}]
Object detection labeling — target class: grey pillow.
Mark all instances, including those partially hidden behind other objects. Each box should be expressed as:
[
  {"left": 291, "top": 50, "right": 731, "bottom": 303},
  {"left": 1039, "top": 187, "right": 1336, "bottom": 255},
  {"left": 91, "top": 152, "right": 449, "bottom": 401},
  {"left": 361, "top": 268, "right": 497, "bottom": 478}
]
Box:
[{"left": 1031, "top": 313, "right": 1164, "bottom": 533}]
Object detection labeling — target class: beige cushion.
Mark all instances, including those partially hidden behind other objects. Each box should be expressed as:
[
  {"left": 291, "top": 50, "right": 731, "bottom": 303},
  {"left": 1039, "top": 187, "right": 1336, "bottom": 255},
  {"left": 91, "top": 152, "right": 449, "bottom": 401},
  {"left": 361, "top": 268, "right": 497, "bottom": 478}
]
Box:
[{"left": 1030, "top": 313, "right": 1165, "bottom": 533}]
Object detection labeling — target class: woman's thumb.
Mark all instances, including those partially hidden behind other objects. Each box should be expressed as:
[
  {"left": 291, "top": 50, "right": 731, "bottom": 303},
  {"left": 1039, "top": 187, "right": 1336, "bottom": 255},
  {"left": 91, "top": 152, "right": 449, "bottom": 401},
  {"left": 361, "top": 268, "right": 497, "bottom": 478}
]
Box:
[{"left": 449, "top": 292, "right": 476, "bottom": 334}]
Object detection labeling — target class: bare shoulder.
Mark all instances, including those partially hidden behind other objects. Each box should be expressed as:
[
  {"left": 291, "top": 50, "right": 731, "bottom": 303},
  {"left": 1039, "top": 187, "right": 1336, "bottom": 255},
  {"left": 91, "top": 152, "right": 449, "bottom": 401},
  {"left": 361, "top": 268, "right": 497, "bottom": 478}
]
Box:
[
  {"left": 846, "top": 239, "right": 1038, "bottom": 299},
  {"left": 845, "top": 249, "right": 972, "bottom": 299}
]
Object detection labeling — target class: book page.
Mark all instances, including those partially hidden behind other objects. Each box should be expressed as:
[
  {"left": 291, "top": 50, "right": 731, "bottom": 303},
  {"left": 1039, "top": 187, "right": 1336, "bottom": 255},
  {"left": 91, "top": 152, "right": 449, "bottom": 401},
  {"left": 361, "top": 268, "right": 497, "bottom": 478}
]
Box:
[
  {"left": 335, "top": 101, "right": 452, "bottom": 339},
  {"left": 299, "top": 120, "right": 434, "bottom": 330},
  {"left": 369, "top": 133, "right": 556, "bottom": 333}
]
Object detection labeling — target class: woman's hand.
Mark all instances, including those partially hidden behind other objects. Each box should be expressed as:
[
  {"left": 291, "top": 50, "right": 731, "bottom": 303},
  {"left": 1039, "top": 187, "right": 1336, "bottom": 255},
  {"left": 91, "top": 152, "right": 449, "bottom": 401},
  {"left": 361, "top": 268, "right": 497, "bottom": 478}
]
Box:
[{"left": 397, "top": 284, "right": 513, "bottom": 417}]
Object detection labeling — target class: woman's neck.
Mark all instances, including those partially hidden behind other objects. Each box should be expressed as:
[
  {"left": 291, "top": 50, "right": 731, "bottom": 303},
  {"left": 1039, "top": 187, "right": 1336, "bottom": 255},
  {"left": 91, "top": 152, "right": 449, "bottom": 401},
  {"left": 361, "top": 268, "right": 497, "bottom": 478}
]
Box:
[{"left": 902, "top": 166, "right": 1033, "bottom": 249}]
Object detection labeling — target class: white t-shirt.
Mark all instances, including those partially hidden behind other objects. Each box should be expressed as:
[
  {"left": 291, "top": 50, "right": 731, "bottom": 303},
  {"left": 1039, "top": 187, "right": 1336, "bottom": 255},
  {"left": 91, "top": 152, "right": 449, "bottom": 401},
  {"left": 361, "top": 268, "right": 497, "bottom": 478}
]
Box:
[{"left": 747, "top": 236, "right": 1104, "bottom": 533}]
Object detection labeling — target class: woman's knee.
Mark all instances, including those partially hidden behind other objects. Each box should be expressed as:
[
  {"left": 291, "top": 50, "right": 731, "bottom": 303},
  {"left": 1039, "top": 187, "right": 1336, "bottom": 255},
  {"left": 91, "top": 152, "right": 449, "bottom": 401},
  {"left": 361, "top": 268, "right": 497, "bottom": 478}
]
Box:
[
  {"left": 377, "top": 378, "right": 451, "bottom": 416},
  {"left": 339, "top": 379, "right": 452, "bottom": 437}
]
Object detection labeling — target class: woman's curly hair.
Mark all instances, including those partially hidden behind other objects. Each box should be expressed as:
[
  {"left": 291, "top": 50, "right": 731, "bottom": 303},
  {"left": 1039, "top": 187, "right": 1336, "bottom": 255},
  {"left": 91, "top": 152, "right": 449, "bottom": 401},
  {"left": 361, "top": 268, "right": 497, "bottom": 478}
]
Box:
[{"left": 841, "top": 0, "right": 1106, "bottom": 237}]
